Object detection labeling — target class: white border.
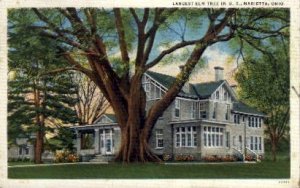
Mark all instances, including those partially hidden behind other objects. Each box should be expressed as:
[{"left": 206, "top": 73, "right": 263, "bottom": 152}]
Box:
[{"left": 0, "top": 1, "right": 299, "bottom": 188}]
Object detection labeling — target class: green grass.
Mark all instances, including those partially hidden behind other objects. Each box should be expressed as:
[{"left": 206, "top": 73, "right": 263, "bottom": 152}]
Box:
[
  {"left": 8, "top": 160, "right": 290, "bottom": 179},
  {"left": 8, "top": 161, "right": 34, "bottom": 166}
]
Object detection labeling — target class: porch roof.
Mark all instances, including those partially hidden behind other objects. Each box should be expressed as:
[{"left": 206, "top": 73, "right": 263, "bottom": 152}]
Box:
[{"left": 71, "top": 123, "right": 118, "bottom": 131}]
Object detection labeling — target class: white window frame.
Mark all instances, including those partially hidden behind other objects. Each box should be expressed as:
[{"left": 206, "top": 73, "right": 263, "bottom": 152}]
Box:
[
  {"left": 174, "top": 126, "right": 197, "bottom": 148},
  {"left": 191, "top": 102, "right": 196, "bottom": 119},
  {"left": 225, "top": 104, "right": 230, "bottom": 120},
  {"left": 216, "top": 91, "right": 220, "bottom": 100},
  {"left": 234, "top": 114, "right": 240, "bottom": 124},
  {"left": 250, "top": 136, "right": 262, "bottom": 152},
  {"left": 203, "top": 126, "right": 224, "bottom": 148},
  {"left": 155, "top": 129, "right": 164, "bottom": 149},
  {"left": 174, "top": 99, "right": 180, "bottom": 118},
  {"left": 199, "top": 101, "right": 208, "bottom": 119},
  {"left": 212, "top": 102, "right": 216, "bottom": 119}
]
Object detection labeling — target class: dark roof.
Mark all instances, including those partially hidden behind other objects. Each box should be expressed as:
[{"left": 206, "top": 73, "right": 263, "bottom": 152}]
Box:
[
  {"left": 146, "top": 71, "right": 177, "bottom": 89},
  {"left": 146, "top": 71, "right": 264, "bottom": 116},
  {"left": 105, "top": 114, "right": 117, "bottom": 123},
  {"left": 232, "top": 102, "right": 265, "bottom": 116},
  {"left": 191, "top": 80, "right": 224, "bottom": 99}
]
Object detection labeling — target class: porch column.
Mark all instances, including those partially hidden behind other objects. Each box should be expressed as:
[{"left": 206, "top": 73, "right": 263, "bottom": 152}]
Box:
[
  {"left": 76, "top": 130, "right": 81, "bottom": 155},
  {"left": 94, "top": 128, "right": 100, "bottom": 154}
]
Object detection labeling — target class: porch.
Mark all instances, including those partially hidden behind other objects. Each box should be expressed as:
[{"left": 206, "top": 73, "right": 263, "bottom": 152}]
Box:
[{"left": 72, "top": 123, "right": 121, "bottom": 159}]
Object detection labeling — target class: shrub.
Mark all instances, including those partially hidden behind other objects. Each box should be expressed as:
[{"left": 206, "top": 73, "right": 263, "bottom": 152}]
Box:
[
  {"left": 202, "top": 155, "right": 237, "bottom": 162},
  {"left": 245, "top": 154, "right": 255, "bottom": 161},
  {"left": 174, "top": 154, "right": 195, "bottom": 161},
  {"left": 162, "top": 154, "right": 172, "bottom": 161},
  {"left": 221, "top": 155, "right": 237, "bottom": 162},
  {"left": 55, "top": 150, "right": 79, "bottom": 163}
]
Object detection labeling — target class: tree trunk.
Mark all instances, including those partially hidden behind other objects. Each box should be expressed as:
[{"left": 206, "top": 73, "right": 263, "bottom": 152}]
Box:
[
  {"left": 115, "top": 124, "right": 160, "bottom": 163},
  {"left": 271, "top": 137, "right": 278, "bottom": 161},
  {"left": 114, "top": 73, "right": 161, "bottom": 163},
  {"left": 34, "top": 131, "right": 44, "bottom": 164}
]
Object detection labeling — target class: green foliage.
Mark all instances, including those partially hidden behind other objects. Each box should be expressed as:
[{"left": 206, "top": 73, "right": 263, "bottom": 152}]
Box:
[
  {"left": 235, "top": 37, "right": 289, "bottom": 160},
  {"left": 8, "top": 22, "right": 79, "bottom": 145}
]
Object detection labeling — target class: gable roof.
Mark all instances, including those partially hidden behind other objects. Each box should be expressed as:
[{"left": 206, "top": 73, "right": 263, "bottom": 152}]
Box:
[
  {"left": 232, "top": 102, "right": 265, "bottom": 116},
  {"left": 191, "top": 80, "right": 224, "bottom": 99},
  {"left": 105, "top": 114, "right": 117, "bottom": 122},
  {"left": 146, "top": 71, "right": 198, "bottom": 99},
  {"left": 94, "top": 113, "right": 117, "bottom": 124},
  {"left": 145, "top": 71, "right": 264, "bottom": 116}
]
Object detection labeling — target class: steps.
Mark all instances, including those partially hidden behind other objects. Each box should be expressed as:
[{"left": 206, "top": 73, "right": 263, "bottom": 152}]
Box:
[{"left": 89, "top": 154, "right": 115, "bottom": 162}]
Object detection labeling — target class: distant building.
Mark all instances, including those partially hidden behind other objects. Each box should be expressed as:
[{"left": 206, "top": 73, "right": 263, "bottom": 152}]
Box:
[{"left": 8, "top": 134, "right": 34, "bottom": 161}]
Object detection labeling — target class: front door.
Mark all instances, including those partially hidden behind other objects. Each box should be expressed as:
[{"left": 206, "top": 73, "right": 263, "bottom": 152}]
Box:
[{"left": 100, "top": 129, "right": 113, "bottom": 155}]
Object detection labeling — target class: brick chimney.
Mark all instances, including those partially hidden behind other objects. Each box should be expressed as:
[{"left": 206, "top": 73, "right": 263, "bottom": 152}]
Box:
[{"left": 214, "top": 66, "right": 224, "bottom": 81}]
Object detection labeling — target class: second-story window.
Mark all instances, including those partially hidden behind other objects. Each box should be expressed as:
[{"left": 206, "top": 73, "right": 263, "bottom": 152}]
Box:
[
  {"left": 224, "top": 91, "right": 228, "bottom": 101},
  {"left": 199, "top": 102, "right": 208, "bottom": 119},
  {"left": 191, "top": 102, "right": 196, "bottom": 119},
  {"left": 155, "top": 86, "right": 161, "bottom": 99},
  {"left": 225, "top": 104, "right": 230, "bottom": 120},
  {"left": 212, "top": 102, "right": 216, "bottom": 119},
  {"left": 175, "top": 99, "right": 180, "bottom": 118},
  {"left": 216, "top": 91, "right": 220, "bottom": 100},
  {"left": 234, "top": 114, "right": 240, "bottom": 124}
]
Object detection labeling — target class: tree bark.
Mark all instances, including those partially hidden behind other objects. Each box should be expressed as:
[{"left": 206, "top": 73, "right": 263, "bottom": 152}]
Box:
[
  {"left": 114, "top": 73, "right": 160, "bottom": 163},
  {"left": 271, "top": 136, "right": 278, "bottom": 161},
  {"left": 34, "top": 131, "right": 44, "bottom": 164}
]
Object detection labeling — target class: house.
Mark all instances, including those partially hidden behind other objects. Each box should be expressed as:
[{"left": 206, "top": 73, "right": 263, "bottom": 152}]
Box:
[
  {"left": 8, "top": 134, "right": 34, "bottom": 161},
  {"left": 72, "top": 67, "right": 265, "bottom": 161}
]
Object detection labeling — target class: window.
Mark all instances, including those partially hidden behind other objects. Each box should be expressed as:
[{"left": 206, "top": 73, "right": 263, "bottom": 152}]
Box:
[
  {"left": 255, "top": 118, "right": 258, "bottom": 128},
  {"left": 155, "top": 129, "right": 163, "bottom": 148},
  {"left": 175, "top": 128, "right": 180, "bottom": 147},
  {"left": 250, "top": 136, "right": 262, "bottom": 151},
  {"left": 234, "top": 114, "right": 240, "bottom": 124},
  {"left": 212, "top": 103, "right": 216, "bottom": 119},
  {"left": 174, "top": 99, "right": 180, "bottom": 118},
  {"left": 226, "top": 132, "right": 230, "bottom": 147},
  {"left": 203, "top": 126, "right": 224, "bottom": 147},
  {"left": 191, "top": 102, "right": 196, "bottom": 119},
  {"left": 199, "top": 102, "right": 208, "bottom": 119},
  {"left": 248, "top": 117, "right": 261, "bottom": 128},
  {"left": 18, "top": 147, "right": 22, "bottom": 155},
  {"left": 216, "top": 91, "right": 219, "bottom": 100},
  {"left": 174, "top": 126, "right": 197, "bottom": 147},
  {"left": 81, "top": 132, "right": 94, "bottom": 149},
  {"left": 224, "top": 91, "right": 228, "bottom": 101},
  {"left": 225, "top": 104, "right": 230, "bottom": 120},
  {"left": 155, "top": 86, "right": 160, "bottom": 99},
  {"left": 144, "top": 83, "right": 150, "bottom": 99}
]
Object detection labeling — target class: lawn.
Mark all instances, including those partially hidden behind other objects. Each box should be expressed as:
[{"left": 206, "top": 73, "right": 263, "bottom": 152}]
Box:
[{"left": 8, "top": 160, "right": 290, "bottom": 179}]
